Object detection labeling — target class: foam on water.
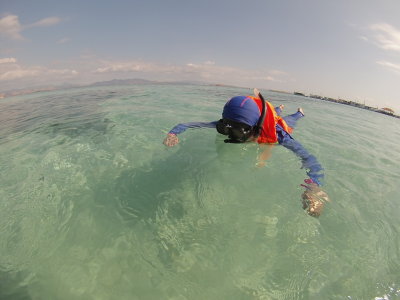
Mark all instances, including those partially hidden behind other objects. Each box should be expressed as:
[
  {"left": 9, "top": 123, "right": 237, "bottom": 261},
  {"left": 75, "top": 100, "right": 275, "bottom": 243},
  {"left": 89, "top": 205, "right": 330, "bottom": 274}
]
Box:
[{"left": 0, "top": 84, "right": 399, "bottom": 299}]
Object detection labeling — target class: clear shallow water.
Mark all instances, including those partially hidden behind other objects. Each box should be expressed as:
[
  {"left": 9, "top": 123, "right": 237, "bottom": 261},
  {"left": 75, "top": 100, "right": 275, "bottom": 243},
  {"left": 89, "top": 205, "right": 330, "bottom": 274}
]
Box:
[{"left": 0, "top": 84, "right": 399, "bottom": 299}]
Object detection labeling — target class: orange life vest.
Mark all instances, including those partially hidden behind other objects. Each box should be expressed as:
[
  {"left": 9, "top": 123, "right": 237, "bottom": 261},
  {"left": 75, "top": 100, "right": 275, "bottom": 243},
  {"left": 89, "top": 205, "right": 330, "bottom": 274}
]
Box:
[{"left": 247, "top": 96, "right": 293, "bottom": 144}]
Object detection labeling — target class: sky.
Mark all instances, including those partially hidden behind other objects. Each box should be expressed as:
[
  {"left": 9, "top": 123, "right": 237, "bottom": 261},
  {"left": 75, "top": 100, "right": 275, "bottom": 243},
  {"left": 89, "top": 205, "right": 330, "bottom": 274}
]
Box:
[{"left": 1, "top": 0, "right": 400, "bottom": 112}]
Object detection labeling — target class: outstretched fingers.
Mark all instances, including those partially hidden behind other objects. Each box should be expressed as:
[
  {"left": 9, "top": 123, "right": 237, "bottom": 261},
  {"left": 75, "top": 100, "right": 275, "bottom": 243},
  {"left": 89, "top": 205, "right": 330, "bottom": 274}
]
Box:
[{"left": 163, "top": 133, "right": 179, "bottom": 147}]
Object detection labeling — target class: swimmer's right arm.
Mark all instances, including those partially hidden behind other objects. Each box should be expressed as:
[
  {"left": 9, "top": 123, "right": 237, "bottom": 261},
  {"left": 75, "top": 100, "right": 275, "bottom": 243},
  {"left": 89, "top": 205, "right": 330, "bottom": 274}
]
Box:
[{"left": 163, "top": 121, "right": 218, "bottom": 147}]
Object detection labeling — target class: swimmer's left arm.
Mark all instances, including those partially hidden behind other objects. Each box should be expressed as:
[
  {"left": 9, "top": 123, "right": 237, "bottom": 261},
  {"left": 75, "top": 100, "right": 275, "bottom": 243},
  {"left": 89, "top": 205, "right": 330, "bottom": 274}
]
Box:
[
  {"left": 279, "top": 137, "right": 330, "bottom": 217},
  {"left": 280, "top": 138, "right": 324, "bottom": 185}
]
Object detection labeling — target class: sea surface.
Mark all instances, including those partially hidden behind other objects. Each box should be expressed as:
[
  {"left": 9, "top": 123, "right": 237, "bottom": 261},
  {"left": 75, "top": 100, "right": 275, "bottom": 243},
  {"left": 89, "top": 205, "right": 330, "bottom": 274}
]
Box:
[{"left": 0, "top": 84, "right": 399, "bottom": 300}]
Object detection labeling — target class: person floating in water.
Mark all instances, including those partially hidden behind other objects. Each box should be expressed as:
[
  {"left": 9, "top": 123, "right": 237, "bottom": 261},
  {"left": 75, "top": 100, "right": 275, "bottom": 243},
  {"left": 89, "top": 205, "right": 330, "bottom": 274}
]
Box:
[{"left": 163, "top": 89, "right": 330, "bottom": 217}]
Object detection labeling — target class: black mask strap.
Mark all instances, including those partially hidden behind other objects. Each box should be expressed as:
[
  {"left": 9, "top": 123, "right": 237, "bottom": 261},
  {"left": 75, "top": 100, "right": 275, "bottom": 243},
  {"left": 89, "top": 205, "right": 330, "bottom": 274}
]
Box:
[{"left": 224, "top": 138, "right": 244, "bottom": 144}]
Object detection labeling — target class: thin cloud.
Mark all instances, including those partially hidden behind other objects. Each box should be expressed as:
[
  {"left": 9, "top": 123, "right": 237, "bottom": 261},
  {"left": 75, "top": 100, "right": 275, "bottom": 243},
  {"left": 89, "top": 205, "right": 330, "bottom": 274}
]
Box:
[
  {"left": 0, "top": 56, "right": 290, "bottom": 92},
  {"left": 0, "top": 15, "right": 23, "bottom": 40},
  {"left": 94, "top": 60, "right": 191, "bottom": 75},
  {"left": 57, "top": 37, "right": 71, "bottom": 44},
  {"left": 0, "top": 67, "right": 78, "bottom": 81},
  {"left": 0, "top": 14, "right": 62, "bottom": 40},
  {"left": 269, "top": 69, "right": 289, "bottom": 76},
  {"left": 0, "top": 57, "right": 17, "bottom": 64},
  {"left": 95, "top": 61, "right": 148, "bottom": 73},
  {"left": 29, "top": 17, "right": 62, "bottom": 27},
  {"left": 91, "top": 59, "right": 290, "bottom": 85},
  {"left": 186, "top": 62, "right": 292, "bottom": 86},
  {"left": 0, "top": 59, "right": 78, "bottom": 81},
  {"left": 376, "top": 60, "right": 400, "bottom": 74},
  {"left": 0, "top": 68, "right": 40, "bottom": 80},
  {"left": 370, "top": 23, "right": 400, "bottom": 52}
]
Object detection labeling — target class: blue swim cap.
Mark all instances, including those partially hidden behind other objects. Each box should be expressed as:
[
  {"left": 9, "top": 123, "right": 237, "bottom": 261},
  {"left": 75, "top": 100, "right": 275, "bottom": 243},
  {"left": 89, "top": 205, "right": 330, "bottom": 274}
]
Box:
[{"left": 222, "top": 96, "right": 260, "bottom": 126}]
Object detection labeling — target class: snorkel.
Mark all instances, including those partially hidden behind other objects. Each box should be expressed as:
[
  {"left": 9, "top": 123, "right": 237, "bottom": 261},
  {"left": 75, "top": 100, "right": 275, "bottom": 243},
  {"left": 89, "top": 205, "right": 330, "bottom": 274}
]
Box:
[{"left": 252, "top": 88, "right": 267, "bottom": 139}]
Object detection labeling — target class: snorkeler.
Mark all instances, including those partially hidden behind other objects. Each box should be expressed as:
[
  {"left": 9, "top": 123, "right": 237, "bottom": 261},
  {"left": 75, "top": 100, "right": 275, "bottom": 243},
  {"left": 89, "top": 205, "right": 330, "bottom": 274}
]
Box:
[{"left": 163, "top": 89, "right": 330, "bottom": 217}]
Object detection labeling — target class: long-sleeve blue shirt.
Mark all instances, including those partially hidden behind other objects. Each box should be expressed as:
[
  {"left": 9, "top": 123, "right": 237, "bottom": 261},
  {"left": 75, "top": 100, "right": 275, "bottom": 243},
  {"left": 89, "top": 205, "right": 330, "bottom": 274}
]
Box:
[{"left": 168, "top": 117, "right": 324, "bottom": 185}]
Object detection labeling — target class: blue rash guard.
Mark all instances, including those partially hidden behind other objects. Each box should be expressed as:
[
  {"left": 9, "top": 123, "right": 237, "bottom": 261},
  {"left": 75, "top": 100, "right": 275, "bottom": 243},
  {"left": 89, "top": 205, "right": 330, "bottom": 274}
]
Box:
[{"left": 167, "top": 108, "right": 324, "bottom": 186}]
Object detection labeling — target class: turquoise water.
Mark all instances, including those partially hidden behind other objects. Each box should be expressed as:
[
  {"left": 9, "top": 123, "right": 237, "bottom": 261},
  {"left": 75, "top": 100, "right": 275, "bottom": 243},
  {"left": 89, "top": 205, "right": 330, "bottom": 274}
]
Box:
[{"left": 0, "top": 84, "right": 399, "bottom": 299}]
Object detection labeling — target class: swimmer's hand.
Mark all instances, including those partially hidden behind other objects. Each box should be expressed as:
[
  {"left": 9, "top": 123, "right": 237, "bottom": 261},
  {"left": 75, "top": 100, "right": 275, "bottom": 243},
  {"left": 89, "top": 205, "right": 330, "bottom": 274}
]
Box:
[
  {"left": 163, "top": 133, "right": 179, "bottom": 147},
  {"left": 256, "top": 144, "right": 274, "bottom": 168},
  {"left": 300, "top": 179, "right": 330, "bottom": 217},
  {"left": 255, "top": 161, "right": 266, "bottom": 168}
]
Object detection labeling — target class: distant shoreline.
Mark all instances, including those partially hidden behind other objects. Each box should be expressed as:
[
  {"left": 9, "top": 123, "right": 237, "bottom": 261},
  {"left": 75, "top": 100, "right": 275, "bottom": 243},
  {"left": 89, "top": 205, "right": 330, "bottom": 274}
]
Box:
[
  {"left": 1, "top": 80, "right": 398, "bottom": 119},
  {"left": 290, "top": 91, "right": 399, "bottom": 119}
]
